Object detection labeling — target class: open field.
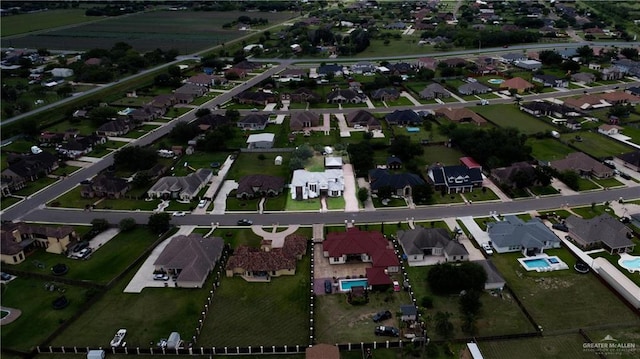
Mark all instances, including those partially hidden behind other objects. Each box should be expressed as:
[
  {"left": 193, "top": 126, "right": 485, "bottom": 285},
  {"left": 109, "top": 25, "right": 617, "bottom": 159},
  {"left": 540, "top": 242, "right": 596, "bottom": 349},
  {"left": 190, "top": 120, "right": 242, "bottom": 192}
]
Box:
[
  {"left": 479, "top": 334, "right": 599, "bottom": 359},
  {"left": 473, "top": 104, "right": 556, "bottom": 135},
  {"left": 5, "top": 10, "right": 298, "bottom": 53},
  {"left": 226, "top": 152, "right": 292, "bottom": 180},
  {"left": 560, "top": 131, "right": 636, "bottom": 159},
  {"left": 527, "top": 138, "right": 575, "bottom": 162},
  {"left": 2, "top": 9, "right": 94, "bottom": 37}
]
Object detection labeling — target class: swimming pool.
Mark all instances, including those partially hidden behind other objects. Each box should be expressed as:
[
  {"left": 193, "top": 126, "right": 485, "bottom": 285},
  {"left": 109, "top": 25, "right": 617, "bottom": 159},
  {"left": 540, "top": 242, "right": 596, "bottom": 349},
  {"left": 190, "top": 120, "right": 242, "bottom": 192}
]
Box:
[
  {"left": 618, "top": 255, "right": 640, "bottom": 273},
  {"left": 487, "top": 79, "right": 504, "bottom": 84},
  {"left": 518, "top": 255, "right": 568, "bottom": 272},
  {"left": 339, "top": 278, "right": 369, "bottom": 292},
  {"left": 406, "top": 127, "right": 420, "bottom": 133}
]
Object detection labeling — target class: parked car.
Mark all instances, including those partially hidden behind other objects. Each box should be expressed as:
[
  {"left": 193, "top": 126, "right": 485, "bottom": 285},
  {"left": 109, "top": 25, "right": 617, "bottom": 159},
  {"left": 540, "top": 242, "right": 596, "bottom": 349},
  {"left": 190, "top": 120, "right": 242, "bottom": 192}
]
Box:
[
  {"left": 393, "top": 281, "right": 401, "bottom": 292},
  {"left": 372, "top": 310, "right": 392, "bottom": 322},
  {"left": 76, "top": 248, "right": 92, "bottom": 259},
  {"left": 552, "top": 223, "right": 569, "bottom": 232},
  {"left": 72, "top": 241, "right": 89, "bottom": 253},
  {"left": 619, "top": 172, "right": 632, "bottom": 180},
  {"left": 324, "top": 279, "right": 332, "bottom": 294},
  {"left": 374, "top": 326, "right": 400, "bottom": 337},
  {"left": 237, "top": 219, "right": 253, "bottom": 226},
  {"left": 198, "top": 200, "right": 207, "bottom": 208},
  {"left": 482, "top": 243, "right": 493, "bottom": 256},
  {"left": 0, "top": 272, "right": 12, "bottom": 281},
  {"left": 153, "top": 273, "right": 169, "bottom": 281},
  {"left": 172, "top": 211, "right": 187, "bottom": 217}
]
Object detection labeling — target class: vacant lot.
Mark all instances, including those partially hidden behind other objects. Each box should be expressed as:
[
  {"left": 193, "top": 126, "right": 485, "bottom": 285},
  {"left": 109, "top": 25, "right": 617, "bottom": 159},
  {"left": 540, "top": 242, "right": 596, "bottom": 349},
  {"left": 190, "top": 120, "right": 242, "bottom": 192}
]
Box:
[
  {"left": 473, "top": 104, "right": 556, "bottom": 135},
  {"left": 226, "top": 152, "right": 292, "bottom": 180},
  {"left": 526, "top": 138, "right": 575, "bottom": 162},
  {"left": 6, "top": 10, "right": 297, "bottom": 53},
  {"left": 479, "top": 334, "right": 599, "bottom": 359},
  {"left": 2, "top": 9, "right": 93, "bottom": 37},
  {"left": 560, "top": 131, "right": 635, "bottom": 159},
  {"left": 491, "top": 249, "right": 640, "bottom": 333}
]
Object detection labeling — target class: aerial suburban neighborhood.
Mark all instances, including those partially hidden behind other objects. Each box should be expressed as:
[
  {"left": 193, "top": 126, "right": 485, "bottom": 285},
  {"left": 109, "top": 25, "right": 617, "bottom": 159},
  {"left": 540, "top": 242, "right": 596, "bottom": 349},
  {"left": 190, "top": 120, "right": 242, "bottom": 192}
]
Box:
[{"left": 2, "top": 1, "right": 640, "bottom": 359}]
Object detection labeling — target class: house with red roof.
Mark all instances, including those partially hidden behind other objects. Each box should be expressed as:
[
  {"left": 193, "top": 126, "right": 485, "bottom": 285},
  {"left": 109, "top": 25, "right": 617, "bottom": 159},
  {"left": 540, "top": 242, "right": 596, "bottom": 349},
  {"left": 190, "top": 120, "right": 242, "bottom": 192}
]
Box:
[{"left": 323, "top": 228, "right": 400, "bottom": 275}]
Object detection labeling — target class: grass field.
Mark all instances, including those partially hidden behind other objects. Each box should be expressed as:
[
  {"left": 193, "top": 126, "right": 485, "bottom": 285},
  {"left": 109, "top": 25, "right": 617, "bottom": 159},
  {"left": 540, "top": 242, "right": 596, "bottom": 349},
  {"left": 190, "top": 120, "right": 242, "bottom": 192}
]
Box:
[
  {"left": 1, "top": 9, "right": 94, "bottom": 37},
  {"left": 560, "top": 131, "right": 635, "bottom": 159},
  {"left": 226, "top": 152, "right": 292, "bottom": 180},
  {"left": 490, "top": 248, "right": 640, "bottom": 333},
  {"left": 6, "top": 10, "right": 297, "bottom": 53},
  {"left": 473, "top": 104, "right": 556, "bottom": 135},
  {"left": 479, "top": 334, "right": 599, "bottom": 359},
  {"left": 199, "top": 254, "right": 310, "bottom": 346},
  {"left": 527, "top": 138, "right": 575, "bottom": 162},
  {"left": 13, "top": 177, "right": 59, "bottom": 197}
]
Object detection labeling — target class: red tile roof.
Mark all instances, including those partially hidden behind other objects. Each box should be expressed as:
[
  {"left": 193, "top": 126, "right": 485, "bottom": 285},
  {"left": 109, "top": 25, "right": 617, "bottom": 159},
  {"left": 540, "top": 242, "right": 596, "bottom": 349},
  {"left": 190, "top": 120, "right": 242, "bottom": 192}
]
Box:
[
  {"left": 366, "top": 267, "right": 393, "bottom": 286},
  {"left": 324, "top": 228, "right": 398, "bottom": 268}
]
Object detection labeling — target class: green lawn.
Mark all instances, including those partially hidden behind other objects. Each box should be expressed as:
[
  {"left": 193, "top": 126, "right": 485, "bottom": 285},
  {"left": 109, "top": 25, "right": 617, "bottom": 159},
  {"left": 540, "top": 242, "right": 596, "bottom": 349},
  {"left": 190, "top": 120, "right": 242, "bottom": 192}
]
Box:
[
  {"left": 44, "top": 120, "right": 98, "bottom": 136},
  {"left": 1, "top": 196, "right": 22, "bottom": 209},
  {"left": 1, "top": 9, "right": 93, "bottom": 36},
  {"left": 13, "top": 227, "right": 156, "bottom": 284},
  {"left": 199, "top": 255, "right": 310, "bottom": 346},
  {"left": 373, "top": 196, "right": 407, "bottom": 208},
  {"left": 473, "top": 104, "right": 555, "bottom": 135},
  {"left": 226, "top": 194, "right": 261, "bottom": 212},
  {"left": 560, "top": 131, "right": 635, "bottom": 159},
  {"left": 479, "top": 334, "right": 599, "bottom": 359},
  {"left": 529, "top": 185, "right": 560, "bottom": 196},
  {"left": 13, "top": 177, "right": 58, "bottom": 197},
  {"left": 326, "top": 196, "right": 345, "bottom": 210},
  {"left": 226, "top": 152, "right": 291, "bottom": 180},
  {"left": 49, "top": 186, "right": 161, "bottom": 211},
  {"left": 173, "top": 151, "right": 229, "bottom": 177},
  {"left": 592, "top": 176, "right": 624, "bottom": 188},
  {"left": 110, "top": 96, "right": 155, "bottom": 107},
  {"left": 526, "top": 138, "right": 575, "bottom": 162},
  {"left": 212, "top": 228, "right": 262, "bottom": 248},
  {"left": 51, "top": 165, "right": 82, "bottom": 177},
  {"left": 576, "top": 177, "right": 601, "bottom": 191},
  {"left": 191, "top": 94, "right": 217, "bottom": 106},
  {"left": 585, "top": 326, "right": 640, "bottom": 359},
  {"left": 465, "top": 188, "right": 499, "bottom": 202},
  {"left": 285, "top": 196, "right": 321, "bottom": 211},
  {"left": 420, "top": 145, "right": 465, "bottom": 166},
  {"left": 0, "top": 278, "right": 91, "bottom": 352},
  {"left": 490, "top": 249, "right": 640, "bottom": 332},
  {"left": 430, "top": 192, "right": 465, "bottom": 205}
]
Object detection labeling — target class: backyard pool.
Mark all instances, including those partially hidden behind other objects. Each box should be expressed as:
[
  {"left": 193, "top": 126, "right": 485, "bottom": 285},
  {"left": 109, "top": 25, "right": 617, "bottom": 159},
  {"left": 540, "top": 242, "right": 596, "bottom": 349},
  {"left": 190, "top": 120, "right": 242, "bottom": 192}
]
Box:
[
  {"left": 406, "top": 127, "right": 420, "bottom": 133},
  {"left": 487, "top": 79, "right": 504, "bottom": 84},
  {"left": 339, "top": 278, "right": 369, "bottom": 292},
  {"left": 619, "top": 254, "right": 640, "bottom": 274},
  {"left": 518, "top": 255, "right": 569, "bottom": 272}
]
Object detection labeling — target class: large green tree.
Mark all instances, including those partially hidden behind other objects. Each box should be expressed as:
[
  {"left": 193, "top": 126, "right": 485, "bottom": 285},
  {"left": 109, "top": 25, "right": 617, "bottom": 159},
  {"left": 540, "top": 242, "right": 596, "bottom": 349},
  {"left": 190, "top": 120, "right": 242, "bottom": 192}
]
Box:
[{"left": 148, "top": 212, "right": 171, "bottom": 234}]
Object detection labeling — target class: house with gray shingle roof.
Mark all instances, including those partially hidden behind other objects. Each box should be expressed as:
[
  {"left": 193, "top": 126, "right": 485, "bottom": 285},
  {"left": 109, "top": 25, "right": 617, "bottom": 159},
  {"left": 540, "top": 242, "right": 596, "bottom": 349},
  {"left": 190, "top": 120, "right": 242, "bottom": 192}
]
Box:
[
  {"left": 154, "top": 234, "right": 224, "bottom": 288},
  {"left": 147, "top": 168, "right": 213, "bottom": 201},
  {"left": 458, "top": 82, "right": 491, "bottom": 95},
  {"left": 473, "top": 259, "right": 505, "bottom": 290},
  {"left": 419, "top": 83, "right": 451, "bottom": 100},
  {"left": 487, "top": 216, "right": 561, "bottom": 255},
  {"left": 398, "top": 227, "right": 469, "bottom": 265},
  {"left": 368, "top": 168, "right": 425, "bottom": 198},
  {"left": 565, "top": 214, "right": 635, "bottom": 255}
]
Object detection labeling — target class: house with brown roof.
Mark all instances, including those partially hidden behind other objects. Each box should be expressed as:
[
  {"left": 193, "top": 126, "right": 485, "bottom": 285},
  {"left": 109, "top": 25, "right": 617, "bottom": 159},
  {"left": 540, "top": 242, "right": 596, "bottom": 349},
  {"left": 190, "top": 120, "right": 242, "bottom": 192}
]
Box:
[
  {"left": 277, "top": 67, "right": 308, "bottom": 81},
  {"left": 1, "top": 222, "right": 77, "bottom": 262},
  {"left": 80, "top": 174, "right": 129, "bottom": 199},
  {"left": 491, "top": 161, "right": 536, "bottom": 189},
  {"left": 237, "top": 114, "right": 269, "bottom": 130},
  {"left": 346, "top": 110, "right": 381, "bottom": 130},
  {"left": 565, "top": 214, "right": 635, "bottom": 254},
  {"left": 616, "top": 151, "right": 640, "bottom": 172},
  {"left": 419, "top": 83, "right": 450, "bottom": 100},
  {"left": 570, "top": 72, "right": 596, "bottom": 84},
  {"left": 154, "top": 234, "right": 224, "bottom": 288},
  {"left": 282, "top": 88, "right": 321, "bottom": 103},
  {"left": 234, "top": 91, "right": 278, "bottom": 106},
  {"left": 549, "top": 152, "right": 614, "bottom": 179},
  {"left": 1, "top": 152, "right": 58, "bottom": 192},
  {"left": 417, "top": 57, "right": 439, "bottom": 70},
  {"left": 323, "top": 228, "right": 399, "bottom": 274},
  {"left": 500, "top": 77, "right": 534, "bottom": 94},
  {"left": 290, "top": 111, "right": 320, "bottom": 131},
  {"left": 435, "top": 107, "right": 487, "bottom": 126},
  {"left": 598, "top": 124, "right": 623, "bottom": 136},
  {"left": 236, "top": 174, "right": 285, "bottom": 199},
  {"left": 226, "top": 234, "right": 307, "bottom": 281},
  {"left": 224, "top": 67, "right": 248, "bottom": 79},
  {"left": 186, "top": 73, "right": 217, "bottom": 87}
]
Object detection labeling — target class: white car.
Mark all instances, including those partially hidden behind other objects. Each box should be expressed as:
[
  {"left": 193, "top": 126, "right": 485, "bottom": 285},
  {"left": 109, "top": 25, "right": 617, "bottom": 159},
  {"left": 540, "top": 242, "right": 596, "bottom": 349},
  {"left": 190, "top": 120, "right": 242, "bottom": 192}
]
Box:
[
  {"left": 198, "top": 200, "right": 207, "bottom": 208},
  {"left": 482, "top": 243, "right": 493, "bottom": 256},
  {"left": 172, "top": 211, "right": 187, "bottom": 217}
]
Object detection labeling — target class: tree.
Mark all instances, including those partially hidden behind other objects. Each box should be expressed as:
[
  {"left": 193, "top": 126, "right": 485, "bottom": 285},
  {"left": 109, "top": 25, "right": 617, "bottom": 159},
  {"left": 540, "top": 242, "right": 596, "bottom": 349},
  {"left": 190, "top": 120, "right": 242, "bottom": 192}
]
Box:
[
  {"left": 534, "top": 166, "right": 553, "bottom": 187},
  {"left": 427, "top": 262, "right": 487, "bottom": 294},
  {"left": 357, "top": 187, "right": 369, "bottom": 204},
  {"left": 148, "top": 212, "right": 171, "bottom": 234},
  {"left": 576, "top": 45, "right": 594, "bottom": 64},
  {"left": 459, "top": 290, "right": 482, "bottom": 316},
  {"left": 88, "top": 106, "right": 118, "bottom": 127},
  {"left": 91, "top": 218, "right": 110, "bottom": 232},
  {"left": 169, "top": 121, "right": 198, "bottom": 142},
  {"left": 389, "top": 135, "right": 423, "bottom": 162},
  {"left": 19, "top": 118, "right": 40, "bottom": 137},
  {"left": 620, "top": 48, "right": 639, "bottom": 61},
  {"left": 131, "top": 171, "right": 151, "bottom": 189},
  {"left": 348, "top": 142, "right": 374, "bottom": 177},
  {"left": 225, "top": 109, "right": 240, "bottom": 122},
  {"left": 377, "top": 185, "right": 394, "bottom": 200},
  {"left": 560, "top": 60, "right": 580, "bottom": 73},
  {"left": 434, "top": 311, "right": 454, "bottom": 339},
  {"left": 559, "top": 170, "right": 579, "bottom": 191},
  {"left": 56, "top": 84, "right": 73, "bottom": 97},
  {"left": 119, "top": 217, "right": 137, "bottom": 232},
  {"left": 538, "top": 50, "right": 563, "bottom": 66},
  {"left": 114, "top": 146, "right": 158, "bottom": 172},
  {"left": 412, "top": 184, "right": 433, "bottom": 205}
]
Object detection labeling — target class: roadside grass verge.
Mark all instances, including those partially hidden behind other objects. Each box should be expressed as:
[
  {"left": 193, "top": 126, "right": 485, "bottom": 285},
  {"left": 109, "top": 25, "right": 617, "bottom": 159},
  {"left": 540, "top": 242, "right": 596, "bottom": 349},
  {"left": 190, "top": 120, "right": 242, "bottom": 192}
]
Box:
[{"left": 199, "top": 255, "right": 310, "bottom": 346}]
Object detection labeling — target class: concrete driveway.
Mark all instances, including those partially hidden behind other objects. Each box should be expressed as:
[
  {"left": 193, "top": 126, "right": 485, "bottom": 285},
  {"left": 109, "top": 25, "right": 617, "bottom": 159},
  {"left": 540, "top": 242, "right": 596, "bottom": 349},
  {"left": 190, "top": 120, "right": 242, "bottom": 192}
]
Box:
[
  {"left": 342, "top": 164, "right": 359, "bottom": 212},
  {"left": 356, "top": 178, "right": 375, "bottom": 211},
  {"left": 88, "top": 228, "right": 120, "bottom": 251},
  {"left": 123, "top": 226, "right": 196, "bottom": 293}
]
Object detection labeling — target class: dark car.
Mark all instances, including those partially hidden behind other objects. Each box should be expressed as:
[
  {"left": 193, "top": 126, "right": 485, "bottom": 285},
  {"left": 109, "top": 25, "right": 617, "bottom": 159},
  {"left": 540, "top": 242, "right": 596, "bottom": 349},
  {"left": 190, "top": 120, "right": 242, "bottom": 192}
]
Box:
[
  {"left": 0, "top": 272, "right": 12, "bottom": 281},
  {"left": 375, "top": 326, "right": 400, "bottom": 337},
  {"left": 552, "top": 223, "right": 569, "bottom": 232},
  {"left": 324, "top": 279, "right": 332, "bottom": 294},
  {"left": 237, "top": 219, "right": 253, "bottom": 226},
  {"left": 72, "top": 241, "right": 89, "bottom": 253},
  {"left": 372, "top": 310, "right": 392, "bottom": 322}
]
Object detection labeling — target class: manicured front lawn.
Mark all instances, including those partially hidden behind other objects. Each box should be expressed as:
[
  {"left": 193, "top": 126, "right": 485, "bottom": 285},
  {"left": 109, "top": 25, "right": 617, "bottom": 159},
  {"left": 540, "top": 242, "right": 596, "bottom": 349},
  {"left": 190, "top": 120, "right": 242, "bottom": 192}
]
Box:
[
  {"left": 49, "top": 187, "right": 161, "bottom": 211},
  {"left": 212, "top": 228, "right": 262, "bottom": 248},
  {"left": 529, "top": 185, "right": 560, "bottom": 196},
  {"left": 372, "top": 196, "right": 407, "bottom": 208},
  {"left": 576, "top": 177, "right": 601, "bottom": 191},
  {"left": 199, "top": 255, "right": 310, "bottom": 346},
  {"left": 473, "top": 104, "right": 555, "bottom": 135},
  {"left": 226, "top": 195, "right": 260, "bottom": 212},
  {"left": 1, "top": 196, "right": 22, "bottom": 209},
  {"left": 420, "top": 145, "right": 465, "bottom": 166},
  {"left": 326, "top": 196, "right": 345, "bottom": 210},
  {"left": 13, "top": 177, "right": 58, "bottom": 197},
  {"left": 285, "top": 197, "right": 321, "bottom": 211},
  {"left": 430, "top": 192, "right": 465, "bottom": 205},
  {"left": 51, "top": 165, "right": 82, "bottom": 177},
  {"left": 490, "top": 249, "right": 640, "bottom": 332},
  {"left": 465, "top": 188, "right": 499, "bottom": 202},
  {"left": 264, "top": 195, "right": 287, "bottom": 211},
  {"left": 1, "top": 278, "right": 91, "bottom": 352}
]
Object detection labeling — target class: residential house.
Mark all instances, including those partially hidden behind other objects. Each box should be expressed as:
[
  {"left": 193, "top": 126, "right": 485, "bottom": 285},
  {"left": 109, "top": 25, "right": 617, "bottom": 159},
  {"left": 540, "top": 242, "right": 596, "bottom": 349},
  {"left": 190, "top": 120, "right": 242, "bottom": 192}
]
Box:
[
  {"left": 385, "top": 109, "right": 422, "bottom": 126},
  {"left": 350, "top": 62, "right": 376, "bottom": 74},
  {"left": 616, "top": 151, "right": 640, "bottom": 172},
  {"left": 195, "top": 114, "right": 230, "bottom": 131},
  {"left": 129, "top": 105, "right": 164, "bottom": 122},
  {"left": 473, "top": 259, "right": 506, "bottom": 291},
  {"left": 598, "top": 124, "right": 623, "bottom": 136},
  {"left": 290, "top": 111, "right": 320, "bottom": 131},
  {"left": 246, "top": 133, "right": 275, "bottom": 149},
  {"left": 39, "top": 131, "right": 64, "bottom": 144},
  {"left": 226, "top": 234, "right": 307, "bottom": 281},
  {"left": 565, "top": 214, "right": 635, "bottom": 254},
  {"left": 346, "top": 110, "right": 381, "bottom": 130},
  {"left": 234, "top": 91, "right": 278, "bottom": 106},
  {"left": 601, "top": 66, "right": 626, "bottom": 81},
  {"left": 283, "top": 88, "right": 321, "bottom": 103},
  {"left": 56, "top": 136, "right": 103, "bottom": 159},
  {"left": 323, "top": 227, "right": 399, "bottom": 274},
  {"left": 626, "top": 86, "right": 640, "bottom": 97},
  {"left": 419, "top": 83, "right": 451, "bottom": 100},
  {"left": 276, "top": 67, "right": 308, "bottom": 81},
  {"left": 458, "top": 82, "right": 491, "bottom": 95},
  {"left": 549, "top": 152, "right": 613, "bottom": 179},
  {"left": 234, "top": 60, "right": 261, "bottom": 71},
  {"left": 317, "top": 64, "right": 343, "bottom": 77},
  {"left": 398, "top": 227, "right": 469, "bottom": 265},
  {"left": 487, "top": 216, "right": 561, "bottom": 255},
  {"left": 224, "top": 67, "right": 248, "bottom": 79},
  {"left": 490, "top": 162, "right": 536, "bottom": 189},
  {"left": 570, "top": 72, "right": 596, "bottom": 84},
  {"left": 387, "top": 62, "right": 413, "bottom": 75},
  {"left": 96, "top": 118, "right": 131, "bottom": 137},
  {"left": 368, "top": 168, "right": 425, "bottom": 198},
  {"left": 370, "top": 88, "right": 400, "bottom": 102},
  {"left": 441, "top": 57, "right": 467, "bottom": 68},
  {"left": 326, "top": 88, "right": 366, "bottom": 104},
  {"left": 613, "top": 59, "right": 640, "bottom": 77},
  {"left": 154, "top": 234, "right": 224, "bottom": 288},
  {"left": 150, "top": 94, "right": 177, "bottom": 110},
  {"left": 513, "top": 60, "right": 543, "bottom": 71},
  {"left": 236, "top": 174, "right": 285, "bottom": 199},
  {"left": 290, "top": 169, "right": 344, "bottom": 200},
  {"left": 1, "top": 222, "right": 77, "bottom": 261},
  {"left": 385, "top": 21, "right": 407, "bottom": 30},
  {"left": 400, "top": 305, "right": 418, "bottom": 322},
  {"left": 435, "top": 107, "right": 487, "bottom": 126},
  {"left": 147, "top": 168, "right": 213, "bottom": 201},
  {"left": 532, "top": 74, "right": 568, "bottom": 88},
  {"left": 499, "top": 77, "right": 534, "bottom": 94},
  {"left": 500, "top": 53, "right": 527, "bottom": 63},
  {"left": 237, "top": 114, "right": 269, "bottom": 130},
  {"left": 1, "top": 152, "right": 58, "bottom": 192},
  {"left": 175, "top": 83, "right": 208, "bottom": 98},
  {"left": 386, "top": 156, "right": 402, "bottom": 170},
  {"left": 186, "top": 74, "right": 217, "bottom": 87},
  {"left": 428, "top": 165, "right": 483, "bottom": 193},
  {"left": 417, "top": 57, "right": 438, "bottom": 70},
  {"left": 80, "top": 174, "right": 129, "bottom": 199},
  {"left": 324, "top": 157, "right": 343, "bottom": 170}
]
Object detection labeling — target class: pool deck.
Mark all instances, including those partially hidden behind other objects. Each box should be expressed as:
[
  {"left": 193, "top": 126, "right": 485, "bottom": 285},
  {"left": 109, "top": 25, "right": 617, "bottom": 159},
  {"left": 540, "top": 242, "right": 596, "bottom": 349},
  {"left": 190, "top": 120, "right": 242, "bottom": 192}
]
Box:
[
  {"left": 618, "top": 253, "right": 640, "bottom": 273},
  {"left": 517, "top": 254, "right": 569, "bottom": 272}
]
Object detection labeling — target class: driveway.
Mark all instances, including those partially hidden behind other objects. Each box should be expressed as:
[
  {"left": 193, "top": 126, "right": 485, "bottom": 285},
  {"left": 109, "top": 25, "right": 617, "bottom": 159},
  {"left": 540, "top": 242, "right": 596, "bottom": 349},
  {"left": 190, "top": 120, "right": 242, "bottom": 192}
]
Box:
[
  {"left": 211, "top": 180, "right": 238, "bottom": 215},
  {"left": 444, "top": 218, "right": 484, "bottom": 261},
  {"left": 459, "top": 216, "right": 491, "bottom": 248},
  {"left": 334, "top": 113, "right": 351, "bottom": 137},
  {"left": 356, "top": 178, "right": 375, "bottom": 211},
  {"left": 123, "top": 225, "right": 196, "bottom": 293},
  {"left": 88, "top": 227, "right": 120, "bottom": 251},
  {"left": 342, "top": 164, "right": 359, "bottom": 212}
]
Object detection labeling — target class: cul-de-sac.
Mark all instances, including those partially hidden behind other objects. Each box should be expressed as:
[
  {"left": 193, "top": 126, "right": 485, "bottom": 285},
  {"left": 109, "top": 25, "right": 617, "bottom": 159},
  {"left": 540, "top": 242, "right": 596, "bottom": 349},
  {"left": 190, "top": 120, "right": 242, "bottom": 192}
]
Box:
[{"left": 1, "top": 1, "right": 640, "bottom": 359}]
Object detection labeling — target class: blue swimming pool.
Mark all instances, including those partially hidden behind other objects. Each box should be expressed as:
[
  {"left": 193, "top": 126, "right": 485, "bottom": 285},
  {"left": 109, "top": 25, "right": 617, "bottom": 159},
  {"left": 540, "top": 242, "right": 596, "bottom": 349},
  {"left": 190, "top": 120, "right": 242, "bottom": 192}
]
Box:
[
  {"left": 339, "top": 278, "right": 368, "bottom": 291},
  {"left": 406, "top": 127, "right": 420, "bottom": 133},
  {"left": 620, "top": 257, "right": 640, "bottom": 271},
  {"left": 518, "top": 255, "right": 568, "bottom": 272},
  {"left": 522, "top": 258, "right": 549, "bottom": 269}
]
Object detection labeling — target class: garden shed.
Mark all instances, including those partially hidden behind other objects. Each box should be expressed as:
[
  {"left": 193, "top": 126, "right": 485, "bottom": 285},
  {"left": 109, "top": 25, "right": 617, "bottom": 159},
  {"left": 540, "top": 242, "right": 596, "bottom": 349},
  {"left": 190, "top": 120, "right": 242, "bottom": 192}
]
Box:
[{"left": 274, "top": 156, "right": 283, "bottom": 165}]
